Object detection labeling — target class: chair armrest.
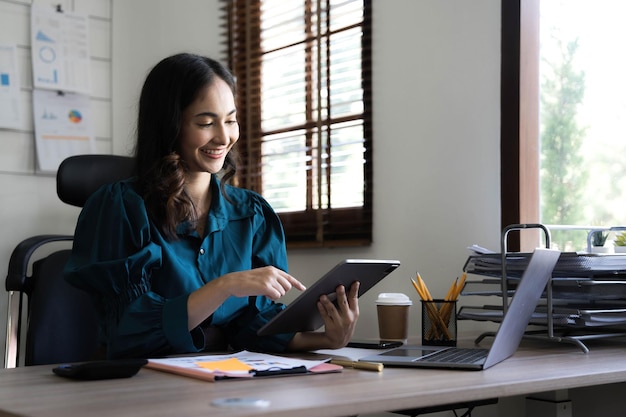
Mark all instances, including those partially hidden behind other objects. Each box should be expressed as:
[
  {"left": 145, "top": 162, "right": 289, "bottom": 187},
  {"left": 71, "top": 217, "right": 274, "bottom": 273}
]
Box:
[{"left": 6, "top": 235, "right": 73, "bottom": 293}]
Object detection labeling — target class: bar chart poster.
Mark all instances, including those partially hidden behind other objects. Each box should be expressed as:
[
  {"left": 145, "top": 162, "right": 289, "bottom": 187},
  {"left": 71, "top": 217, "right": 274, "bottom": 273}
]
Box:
[
  {"left": 0, "top": 44, "right": 21, "bottom": 129},
  {"left": 31, "top": 6, "right": 91, "bottom": 94},
  {"left": 33, "top": 89, "right": 95, "bottom": 173}
]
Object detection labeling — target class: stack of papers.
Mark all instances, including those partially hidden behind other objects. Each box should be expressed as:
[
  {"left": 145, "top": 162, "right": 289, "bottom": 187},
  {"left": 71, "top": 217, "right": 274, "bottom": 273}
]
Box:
[
  {"left": 460, "top": 251, "right": 626, "bottom": 335},
  {"left": 462, "top": 277, "right": 626, "bottom": 301},
  {"left": 146, "top": 351, "right": 341, "bottom": 382},
  {"left": 464, "top": 252, "right": 626, "bottom": 278}
]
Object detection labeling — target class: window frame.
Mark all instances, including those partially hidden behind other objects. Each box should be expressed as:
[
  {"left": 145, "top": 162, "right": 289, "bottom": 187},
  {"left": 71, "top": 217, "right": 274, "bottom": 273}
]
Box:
[
  {"left": 500, "top": 0, "right": 541, "bottom": 251},
  {"left": 222, "top": 0, "right": 373, "bottom": 248}
]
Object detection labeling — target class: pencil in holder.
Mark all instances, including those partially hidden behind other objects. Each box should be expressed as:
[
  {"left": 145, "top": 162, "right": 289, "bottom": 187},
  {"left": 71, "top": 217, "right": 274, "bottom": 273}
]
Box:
[{"left": 421, "top": 299, "right": 457, "bottom": 347}]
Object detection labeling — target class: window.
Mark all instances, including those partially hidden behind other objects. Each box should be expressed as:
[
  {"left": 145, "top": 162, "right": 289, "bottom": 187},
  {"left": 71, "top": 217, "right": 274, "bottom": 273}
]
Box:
[
  {"left": 538, "top": 1, "right": 626, "bottom": 251},
  {"left": 501, "top": 0, "right": 626, "bottom": 252},
  {"left": 222, "top": 0, "right": 372, "bottom": 248}
]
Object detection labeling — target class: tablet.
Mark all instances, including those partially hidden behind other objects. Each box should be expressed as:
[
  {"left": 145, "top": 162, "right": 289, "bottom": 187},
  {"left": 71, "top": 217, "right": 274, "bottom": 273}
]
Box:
[{"left": 257, "top": 259, "right": 401, "bottom": 336}]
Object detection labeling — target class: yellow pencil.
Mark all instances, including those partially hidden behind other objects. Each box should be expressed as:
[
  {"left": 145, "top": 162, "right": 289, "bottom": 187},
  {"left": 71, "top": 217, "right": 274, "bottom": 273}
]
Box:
[
  {"left": 417, "top": 273, "right": 433, "bottom": 300},
  {"left": 410, "top": 276, "right": 426, "bottom": 300},
  {"left": 454, "top": 272, "right": 467, "bottom": 299}
]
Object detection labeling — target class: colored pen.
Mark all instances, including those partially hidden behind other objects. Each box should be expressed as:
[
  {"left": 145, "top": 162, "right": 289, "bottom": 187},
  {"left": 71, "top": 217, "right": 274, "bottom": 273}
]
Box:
[{"left": 330, "top": 359, "right": 384, "bottom": 372}]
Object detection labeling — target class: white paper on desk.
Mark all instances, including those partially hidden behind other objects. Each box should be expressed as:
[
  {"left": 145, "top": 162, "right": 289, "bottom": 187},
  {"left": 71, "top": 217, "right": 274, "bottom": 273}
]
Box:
[
  {"left": 0, "top": 44, "right": 21, "bottom": 129},
  {"left": 147, "top": 351, "right": 338, "bottom": 382},
  {"left": 31, "top": 6, "right": 91, "bottom": 94},
  {"left": 33, "top": 89, "right": 95, "bottom": 172},
  {"left": 150, "top": 351, "right": 329, "bottom": 373}
]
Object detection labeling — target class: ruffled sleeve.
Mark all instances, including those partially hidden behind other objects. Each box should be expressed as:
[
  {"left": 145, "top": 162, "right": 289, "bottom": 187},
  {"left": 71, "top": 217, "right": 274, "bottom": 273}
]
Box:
[{"left": 64, "top": 182, "right": 200, "bottom": 358}]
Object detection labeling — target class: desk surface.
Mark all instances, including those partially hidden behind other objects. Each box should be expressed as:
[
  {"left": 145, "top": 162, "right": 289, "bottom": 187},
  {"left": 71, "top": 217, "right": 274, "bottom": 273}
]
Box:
[{"left": 2, "top": 338, "right": 626, "bottom": 417}]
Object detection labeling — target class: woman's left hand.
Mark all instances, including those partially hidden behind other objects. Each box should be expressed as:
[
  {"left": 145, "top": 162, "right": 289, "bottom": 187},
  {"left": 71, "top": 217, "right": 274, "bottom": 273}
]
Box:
[
  {"left": 316, "top": 282, "right": 360, "bottom": 348},
  {"left": 287, "top": 281, "right": 360, "bottom": 351}
]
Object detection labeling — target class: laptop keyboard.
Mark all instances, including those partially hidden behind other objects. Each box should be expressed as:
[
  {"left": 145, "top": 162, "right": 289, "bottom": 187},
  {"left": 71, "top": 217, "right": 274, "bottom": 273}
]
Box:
[{"left": 416, "top": 348, "right": 488, "bottom": 364}]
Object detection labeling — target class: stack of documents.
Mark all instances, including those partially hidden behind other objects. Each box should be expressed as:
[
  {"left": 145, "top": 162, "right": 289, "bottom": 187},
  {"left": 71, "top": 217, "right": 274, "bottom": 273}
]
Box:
[
  {"left": 461, "top": 278, "right": 626, "bottom": 301},
  {"left": 146, "top": 351, "right": 341, "bottom": 382},
  {"left": 464, "top": 252, "right": 626, "bottom": 278},
  {"left": 460, "top": 252, "right": 626, "bottom": 331}
]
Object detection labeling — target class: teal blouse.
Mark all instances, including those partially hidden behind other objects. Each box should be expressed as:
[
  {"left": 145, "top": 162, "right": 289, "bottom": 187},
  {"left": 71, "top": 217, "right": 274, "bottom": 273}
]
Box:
[{"left": 63, "top": 178, "right": 294, "bottom": 359}]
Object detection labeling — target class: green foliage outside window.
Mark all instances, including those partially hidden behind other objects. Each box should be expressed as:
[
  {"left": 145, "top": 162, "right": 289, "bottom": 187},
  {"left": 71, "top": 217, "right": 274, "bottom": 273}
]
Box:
[{"left": 540, "top": 38, "right": 588, "bottom": 251}]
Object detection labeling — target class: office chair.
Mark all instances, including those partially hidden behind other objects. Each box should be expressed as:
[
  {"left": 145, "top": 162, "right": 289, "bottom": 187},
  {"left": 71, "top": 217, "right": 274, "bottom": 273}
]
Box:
[{"left": 5, "top": 154, "right": 135, "bottom": 368}]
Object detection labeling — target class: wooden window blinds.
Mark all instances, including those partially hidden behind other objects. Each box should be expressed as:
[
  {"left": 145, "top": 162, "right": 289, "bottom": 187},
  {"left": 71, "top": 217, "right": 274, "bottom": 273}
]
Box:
[{"left": 221, "top": 0, "right": 373, "bottom": 248}]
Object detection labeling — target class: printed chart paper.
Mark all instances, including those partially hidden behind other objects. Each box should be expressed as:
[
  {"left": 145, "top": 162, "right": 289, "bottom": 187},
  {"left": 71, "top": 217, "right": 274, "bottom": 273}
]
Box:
[
  {"left": 0, "top": 44, "right": 21, "bottom": 129},
  {"left": 33, "top": 89, "right": 95, "bottom": 172},
  {"left": 31, "top": 6, "right": 91, "bottom": 94}
]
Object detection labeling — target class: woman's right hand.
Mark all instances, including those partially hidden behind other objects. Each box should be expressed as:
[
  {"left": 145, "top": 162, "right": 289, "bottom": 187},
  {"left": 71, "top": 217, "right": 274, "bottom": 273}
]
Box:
[
  {"left": 220, "top": 266, "right": 306, "bottom": 300},
  {"left": 187, "top": 266, "right": 305, "bottom": 330}
]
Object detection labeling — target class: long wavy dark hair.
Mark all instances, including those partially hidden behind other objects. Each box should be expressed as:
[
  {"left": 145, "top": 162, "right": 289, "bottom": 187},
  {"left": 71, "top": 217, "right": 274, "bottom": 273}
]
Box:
[{"left": 134, "top": 53, "right": 238, "bottom": 239}]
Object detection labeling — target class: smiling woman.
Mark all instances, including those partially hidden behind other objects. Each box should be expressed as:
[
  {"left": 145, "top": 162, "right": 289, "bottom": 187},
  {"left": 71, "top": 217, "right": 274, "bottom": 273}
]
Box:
[{"left": 62, "top": 53, "right": 361, "bottom": 361}]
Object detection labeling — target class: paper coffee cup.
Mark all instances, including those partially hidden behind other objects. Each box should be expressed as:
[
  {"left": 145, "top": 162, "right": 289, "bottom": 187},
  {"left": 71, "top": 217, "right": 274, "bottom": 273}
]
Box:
[{"left": 376, "top": 293, "right": 412, "bottom": 341}]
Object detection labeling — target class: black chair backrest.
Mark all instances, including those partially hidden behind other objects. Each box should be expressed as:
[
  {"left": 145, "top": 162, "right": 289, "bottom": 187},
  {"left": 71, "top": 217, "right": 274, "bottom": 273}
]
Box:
[
  {"left": 5, "top": 154, "right": 135, "bottom": 366},
  {"left": 57, "top": 154, "right": 136, "bottom": 207}
]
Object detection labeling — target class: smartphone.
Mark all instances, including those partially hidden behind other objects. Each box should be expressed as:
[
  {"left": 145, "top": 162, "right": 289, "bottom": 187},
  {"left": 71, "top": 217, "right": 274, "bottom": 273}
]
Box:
[
  {"left": 346, "top": 340, "right": 403, "bottom": 349},
  {"left": 52, "top": 359, "right": 147, "bottom": 380}
]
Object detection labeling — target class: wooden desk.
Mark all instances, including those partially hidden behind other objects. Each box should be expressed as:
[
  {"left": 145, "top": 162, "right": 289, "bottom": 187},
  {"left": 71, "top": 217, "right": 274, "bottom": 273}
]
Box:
[{"left": 2, "top": 339, "right": 626, "bottom": 417}]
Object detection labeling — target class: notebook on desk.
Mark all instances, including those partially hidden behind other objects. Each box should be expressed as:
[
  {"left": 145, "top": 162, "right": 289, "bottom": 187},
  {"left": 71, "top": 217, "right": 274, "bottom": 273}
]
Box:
[{"left": 359, "top": 248, "right": 561, "bottom": 370}]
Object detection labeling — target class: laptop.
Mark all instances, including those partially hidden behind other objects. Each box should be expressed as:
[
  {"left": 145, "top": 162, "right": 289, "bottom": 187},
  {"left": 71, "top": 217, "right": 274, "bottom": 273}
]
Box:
[
  {"left": 257, "top": 259, "right": 401, "bottom": 336},
  {"left": 359, "top": 248, "right": 560, "bottom": 370}
]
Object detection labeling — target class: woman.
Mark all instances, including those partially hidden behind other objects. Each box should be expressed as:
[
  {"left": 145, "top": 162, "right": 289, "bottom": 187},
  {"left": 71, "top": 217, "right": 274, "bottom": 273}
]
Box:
[{"left": 64, "top": 53, "right": 359, "bottom": 359}]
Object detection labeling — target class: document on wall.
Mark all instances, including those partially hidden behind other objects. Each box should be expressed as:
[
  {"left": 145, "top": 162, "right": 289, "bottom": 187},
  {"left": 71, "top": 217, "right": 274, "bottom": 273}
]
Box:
[
  {"left": 32, "top": 89, "right": 95, "bottom": 173},
  {"left": 0, "top": 44, "right": 21, "bottom": 129},
  {"left": 31, "top": 6, "right": 91, "bottom": 94}
]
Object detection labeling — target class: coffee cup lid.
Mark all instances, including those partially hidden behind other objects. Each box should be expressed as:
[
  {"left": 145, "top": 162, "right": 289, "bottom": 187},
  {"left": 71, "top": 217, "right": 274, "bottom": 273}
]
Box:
[{"left": 375, "top": 292, "right": 412, "bottom": 306}]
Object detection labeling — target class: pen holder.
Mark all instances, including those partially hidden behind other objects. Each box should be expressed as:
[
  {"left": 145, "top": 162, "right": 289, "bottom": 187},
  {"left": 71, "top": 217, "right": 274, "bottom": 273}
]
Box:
[{"left": 421, "top": 300, "right": 457, "bottom": 347}]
